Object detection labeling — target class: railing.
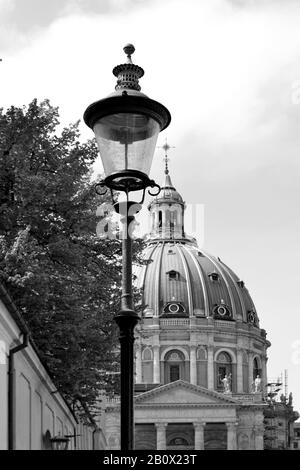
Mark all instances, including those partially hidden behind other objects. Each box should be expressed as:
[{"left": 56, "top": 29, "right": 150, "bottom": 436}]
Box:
[
  {"left": 214, "top": 320, "right": 236, "bottom": 329},
  {"left": 160, "top": 319, "right": 190, "bottom": 327}
]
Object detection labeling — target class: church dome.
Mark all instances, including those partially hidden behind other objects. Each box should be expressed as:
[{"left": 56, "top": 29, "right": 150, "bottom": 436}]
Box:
[
  {"left": 133, "top": 150, "right": 269, "bottom": 398},
  {"left": 136, "top": 240, "right": 259, "bottom": 326},
  {"left": 135, "top": 153, "right": 259, "bottom": 328}
]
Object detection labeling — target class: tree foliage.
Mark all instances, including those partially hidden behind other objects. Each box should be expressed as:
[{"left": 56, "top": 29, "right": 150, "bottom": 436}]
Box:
[{"left": 0, "top": 99, "right": 143, "bottom": 413}]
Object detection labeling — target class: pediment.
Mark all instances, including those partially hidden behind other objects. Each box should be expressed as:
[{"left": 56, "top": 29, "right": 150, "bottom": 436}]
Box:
[{"left": 135, "top": 380, "right": 238, "bottom": 406}]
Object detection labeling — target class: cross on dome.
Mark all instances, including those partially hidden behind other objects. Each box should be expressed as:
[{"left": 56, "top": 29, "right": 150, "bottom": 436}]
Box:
[{"left": 158, "top": 138, "right": 175, "bottom": 175}]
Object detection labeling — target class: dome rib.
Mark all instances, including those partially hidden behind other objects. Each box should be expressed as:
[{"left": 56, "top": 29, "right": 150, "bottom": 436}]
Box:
[
  {"left": 175, "top": 244, "right": 194, "bottom": 317},
  {"left": 182, "top": 245, "right": 210, "bottom": 317},
  {"left": 217, "top": 259, "right": 247, "bottom": 322},
  {"left": 154, "top": 242, "right": 165, "bottom": 317},
  {"left": 140, "top": 243, "right": 159, "bottom": 290},
  {"left": 217, "top": 260, "right": 259, "bottom": 326},
  {"left": 140, "top": 240, "right": 259, "bottom": 324},
  {"left": 201, "top": 251, "right": 237, "bottom": 318},
  {"left": 138, "top": 157, "right": 261, "bottom": 324}
]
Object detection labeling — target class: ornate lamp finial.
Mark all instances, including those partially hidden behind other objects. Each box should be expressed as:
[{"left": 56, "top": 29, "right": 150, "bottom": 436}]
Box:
[
  {"left": 113, "top": 44, "right": 144, "bottom": 91},
  {"left": 123, "top": 44, "right": 135, "bottom": 63}
]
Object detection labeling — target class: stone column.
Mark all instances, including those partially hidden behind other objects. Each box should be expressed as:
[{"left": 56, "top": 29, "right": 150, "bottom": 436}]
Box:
[
  {"left": 162, "top": 207, "right": 167, "bottom": 238},
  {"left": 226, "top": 422, "right": 238, "bottom": 450},
  {"left": 261, "top": 356, "right": 267, "bottom": 395},
  {"left": 153, "top": 345, "right": 160, "bottom": 384},
  {"left": 151, "top": 211, "right": 155, "bottom": 232},
  {"left": 194, "top": 422, "right": 205, "bottom": 450},
  {"left": 207, "top": 346, "right": 214, "bottom": 390},
  {"left": 190, "top": 346, "right": 197, "bottom": 385},
  {"left": 237, "top": 348, "right": 243, "bottom": 393},
  {"left": 155, "top": 423, "right": 168, "bottom": 450},
  {"left": 154, "top": 209, "right": 160, "bottom": 237},
  {"left": 178, "top": 208, "right": 184, "bottom": 237},
  {"left": 248, "top": 352, "right": 254, "bottom": 392},
  {"left": 135, "top": 346, "right": 142, "bottom": 383},
  {"left": 254, "top": 425, "right": 264, "bottom": 450}
]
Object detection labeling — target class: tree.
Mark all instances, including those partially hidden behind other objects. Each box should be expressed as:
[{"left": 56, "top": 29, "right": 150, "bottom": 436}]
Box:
[{"left": 0, "top": 99, "right": 143, "bottom": 413}]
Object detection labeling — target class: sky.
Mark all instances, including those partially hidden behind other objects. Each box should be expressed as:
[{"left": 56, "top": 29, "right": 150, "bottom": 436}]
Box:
[{"left": 0, "top": 0, "right": 300, "bottom": 415}]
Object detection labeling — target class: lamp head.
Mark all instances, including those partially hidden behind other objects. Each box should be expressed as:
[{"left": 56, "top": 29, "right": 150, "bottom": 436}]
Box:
[{"left": 84, "top": 45, "right": 171, "bottom": 192}]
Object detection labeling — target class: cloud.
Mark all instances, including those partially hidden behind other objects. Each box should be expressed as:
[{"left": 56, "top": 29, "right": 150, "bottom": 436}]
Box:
[
  {"left": 8, "top": 0, "right": 68, "bottom": 31},
  {"left": 0, "top": 0, "right": 157, "bottom": 54},
  {"left": 226, "top": 0, "right": 297, "bottom": 7},
  {"left": 0, "top": 0, "right": 154, "bottom": 36}
]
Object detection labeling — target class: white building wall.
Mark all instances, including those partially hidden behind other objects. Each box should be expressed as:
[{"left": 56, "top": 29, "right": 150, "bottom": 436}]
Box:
[
  {"left": 0, "top": 295, "right": 102, "bottom": 450},
  {"left": 0, "top": 338, "right": 8, "bottom": 450}
]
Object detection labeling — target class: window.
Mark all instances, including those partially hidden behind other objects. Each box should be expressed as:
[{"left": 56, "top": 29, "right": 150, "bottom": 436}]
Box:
[
  {"left": 216, "top": 351, "right": 232, "bottom": 391},
  {"left": 170, "top": 365, "right": 180, "bottom": 382},
  {"left": 294, "top": 442, "right": 298, "bottom": 449},
  {"left": 162, "top": 302, "right": 187, "bottom": 317},
  {"left": 170, "top": 211, "right": 174, "bottom": 232},
  {"left": 158, "top": 211, "right": 162, "bottom": 228},
  {"left": 167, "top": 270, "right": 179, "bottom": 281},
  {"left": 165, "top": 350, "right": 185, "bottom": 384},
  {"left": 169, "top": 437, "right": 189, "bottom": 446},
  {"left": 218, "top": 352, "right": 231, "bottom": 363},
  {"left": 169, "top": 211, "right": 178, "bottom": 234},
  {"left": 253, "top": 357, "right": 261, "bottom": 380}
]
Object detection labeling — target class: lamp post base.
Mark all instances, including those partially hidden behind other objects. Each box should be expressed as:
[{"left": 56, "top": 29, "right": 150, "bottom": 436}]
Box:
[{"left": 114, "top": 311, "right": 139, "bottom": 451}]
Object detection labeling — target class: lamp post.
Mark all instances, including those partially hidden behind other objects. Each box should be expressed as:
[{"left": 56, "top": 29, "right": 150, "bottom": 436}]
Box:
[{"left": 84, "top": 44, "right": 171, "bottom": 450}]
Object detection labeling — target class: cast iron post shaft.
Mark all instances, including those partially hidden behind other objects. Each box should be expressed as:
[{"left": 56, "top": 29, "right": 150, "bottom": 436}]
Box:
[{"left": 114, "top": 203, "right": 139, "bottom": 450}]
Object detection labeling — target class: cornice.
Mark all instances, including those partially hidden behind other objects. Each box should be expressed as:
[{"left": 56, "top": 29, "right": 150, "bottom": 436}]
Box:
[{"left": 134, "top": 380, "right": 239, "bottom": 405}]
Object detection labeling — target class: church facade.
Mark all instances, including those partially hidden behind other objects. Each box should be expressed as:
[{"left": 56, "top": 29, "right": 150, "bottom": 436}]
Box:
[{"left": 103, "top": 160, "right": 271, "bottom": 450}]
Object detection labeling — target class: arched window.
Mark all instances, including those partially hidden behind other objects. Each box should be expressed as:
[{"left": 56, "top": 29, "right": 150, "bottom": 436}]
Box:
[
  {"left": 169, "top": 210, "right": 178, "bottom": 235},
  {"left": 164, "top": 350, "right": 185, "bottom": 383},
  {"left": 169, "top": 437, "right": 189, "bottom": 447},
  {"left": 142, "top": 347, "right": 153, "bottom": 383},
  {"left": 253, "top": 357, "right": 261, "bottom": 380},
  {"left": 218, "top": 352, "right": 231, "bottom": 363},
  {"left": 216, "top": 351, "right": 232, "bottom": 391},
  {"left": 158, "top": 211, "right": 162, "bottom": 229}
]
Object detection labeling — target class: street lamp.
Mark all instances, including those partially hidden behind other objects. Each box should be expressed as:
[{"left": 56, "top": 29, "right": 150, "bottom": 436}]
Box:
[
  {"left": 50, "top": 435, "right": 70, "bottom": 450},
  {"left": 84, "top": 44, "right": 171, "bottom": 450}
]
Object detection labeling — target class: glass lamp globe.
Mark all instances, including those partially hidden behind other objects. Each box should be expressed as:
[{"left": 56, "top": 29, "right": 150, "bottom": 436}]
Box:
[{"left": 84, "top": 44, "right": 171, "bottom": 192}]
